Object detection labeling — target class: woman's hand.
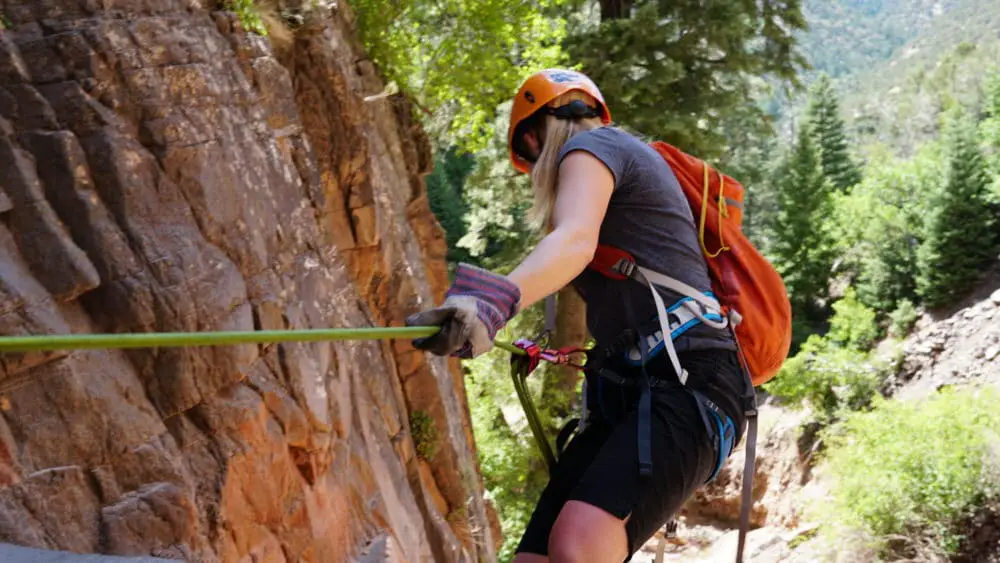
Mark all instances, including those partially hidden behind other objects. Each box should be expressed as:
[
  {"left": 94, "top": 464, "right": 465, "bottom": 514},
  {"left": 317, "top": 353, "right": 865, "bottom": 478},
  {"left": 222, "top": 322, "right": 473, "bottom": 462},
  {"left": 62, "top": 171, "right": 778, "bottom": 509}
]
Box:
[{"left": 404, "top": 264, "right": 520, "bottom": 358}]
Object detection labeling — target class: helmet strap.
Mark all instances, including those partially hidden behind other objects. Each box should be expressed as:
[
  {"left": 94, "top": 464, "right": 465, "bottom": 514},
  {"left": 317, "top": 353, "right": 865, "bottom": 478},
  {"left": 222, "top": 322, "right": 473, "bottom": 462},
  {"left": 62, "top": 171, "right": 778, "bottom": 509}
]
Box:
[{"left": 545, "top": 99, "right": 602, "bottom": 120}]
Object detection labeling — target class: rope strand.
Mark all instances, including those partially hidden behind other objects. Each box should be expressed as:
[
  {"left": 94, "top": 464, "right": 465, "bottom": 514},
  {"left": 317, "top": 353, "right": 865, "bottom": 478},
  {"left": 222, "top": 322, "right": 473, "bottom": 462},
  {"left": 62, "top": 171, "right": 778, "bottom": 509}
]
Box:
[{"left": 0, "top": 327, "right": 526, "bottom": 355}]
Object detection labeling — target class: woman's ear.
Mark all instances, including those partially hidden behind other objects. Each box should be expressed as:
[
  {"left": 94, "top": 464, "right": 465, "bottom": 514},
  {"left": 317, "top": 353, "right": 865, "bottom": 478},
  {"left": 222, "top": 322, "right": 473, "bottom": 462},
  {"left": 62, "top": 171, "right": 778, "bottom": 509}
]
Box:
[{"left": 524, "top": 130, "right": 541, "bottom": 157}]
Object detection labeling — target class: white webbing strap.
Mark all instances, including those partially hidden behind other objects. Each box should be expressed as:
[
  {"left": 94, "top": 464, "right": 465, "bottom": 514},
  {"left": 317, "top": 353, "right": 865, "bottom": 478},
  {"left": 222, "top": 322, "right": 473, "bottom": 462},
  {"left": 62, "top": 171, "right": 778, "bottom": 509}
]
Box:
[
  {"left": 646, "top": 279, "right": 689, "bottom": 384},
  {"left": 636, "top": 265, "right": 722, "bottom": 312},
  {"left": 635, "top": 265, "right": 727, "bottom": 386}
]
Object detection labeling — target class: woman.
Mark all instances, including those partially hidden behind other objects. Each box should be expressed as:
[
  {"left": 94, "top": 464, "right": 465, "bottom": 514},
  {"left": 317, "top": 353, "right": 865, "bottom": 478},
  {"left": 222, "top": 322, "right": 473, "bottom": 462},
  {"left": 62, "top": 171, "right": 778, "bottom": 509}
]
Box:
[{"left": 406, "top": 69, "right": 749, "bottom": 563}]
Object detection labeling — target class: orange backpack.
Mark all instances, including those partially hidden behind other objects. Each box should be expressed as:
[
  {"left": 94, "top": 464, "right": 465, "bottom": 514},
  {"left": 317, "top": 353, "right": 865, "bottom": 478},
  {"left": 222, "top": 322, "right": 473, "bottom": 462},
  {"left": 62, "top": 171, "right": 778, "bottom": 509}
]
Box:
[{"left": 589, "top": 141, "right": 792, "bottom": 386}]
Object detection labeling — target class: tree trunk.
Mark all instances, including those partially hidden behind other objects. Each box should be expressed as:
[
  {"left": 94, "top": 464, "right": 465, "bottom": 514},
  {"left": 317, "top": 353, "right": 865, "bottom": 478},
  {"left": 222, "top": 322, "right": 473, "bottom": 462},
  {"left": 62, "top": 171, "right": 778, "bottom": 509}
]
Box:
[
  {"left": 541, "top": 286, "right": 589, "bottom": 433},
  {"left": 600, "top": 0, "right": 634, "bottom": 20}
]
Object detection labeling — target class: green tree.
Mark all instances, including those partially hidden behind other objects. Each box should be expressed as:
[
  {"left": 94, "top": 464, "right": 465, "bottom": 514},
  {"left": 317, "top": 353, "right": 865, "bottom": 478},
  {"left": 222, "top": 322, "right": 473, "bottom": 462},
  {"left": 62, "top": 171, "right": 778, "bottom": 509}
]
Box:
[
  {"left": 721, "top": 107, "right": 783, "bottom": 249},
  {"left": 806, "top": 74, "right": 862, "bottom": 191},
  {"left": 769, "top": 124, "right": 834, "bottom": 334},
  {"left": 831, "top": 144, "right": 942, "bottom": 314},
  {"left": 456, "top": 103, "right": 540, "bottom": 272},
  {"left": 855, "top": 214, "right": 919, "bottom": 314},
  {"left": 983, "top": 69, "right": 1000, "bottom": 155},
  {"left": 981, "top": 68, "right": 1000, "bottom": 205},
  {"left": 425, "top": 148, "right": 476, "bottom": 265},
  {"left": 564, "top": 0, "right": 809, "bottom": 158},
  {"left": 916, "top": 108, "right": 996, "bottom": 308},
  {"left": 351, "top": 0, "right": 569, "bottom": 150}
]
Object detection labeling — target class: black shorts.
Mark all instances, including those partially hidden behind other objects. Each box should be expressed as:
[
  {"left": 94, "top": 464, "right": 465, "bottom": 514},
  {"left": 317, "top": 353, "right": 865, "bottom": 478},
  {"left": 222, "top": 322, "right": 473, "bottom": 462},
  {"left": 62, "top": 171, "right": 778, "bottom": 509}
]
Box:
[{"left": 514, "top": 349, "right": 743, "bottom": 560}]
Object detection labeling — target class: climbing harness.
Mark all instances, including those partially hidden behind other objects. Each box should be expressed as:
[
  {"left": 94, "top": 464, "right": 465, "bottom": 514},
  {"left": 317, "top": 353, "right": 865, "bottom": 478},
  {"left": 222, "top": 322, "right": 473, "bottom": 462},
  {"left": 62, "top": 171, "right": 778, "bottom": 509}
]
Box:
[
  {"left": 505, "top": 321, "right": 742, "bottom": 563},
  {"left": 584, "top": 246, "right": 761, "bottom": 563}
]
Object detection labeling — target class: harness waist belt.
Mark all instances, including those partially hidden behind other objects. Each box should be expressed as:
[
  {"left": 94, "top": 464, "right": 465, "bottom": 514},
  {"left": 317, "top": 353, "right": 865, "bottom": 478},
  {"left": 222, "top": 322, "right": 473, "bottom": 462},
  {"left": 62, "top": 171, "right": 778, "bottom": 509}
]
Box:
[{"left": 623, "top": 294, "right": 724, "bottom": 366}]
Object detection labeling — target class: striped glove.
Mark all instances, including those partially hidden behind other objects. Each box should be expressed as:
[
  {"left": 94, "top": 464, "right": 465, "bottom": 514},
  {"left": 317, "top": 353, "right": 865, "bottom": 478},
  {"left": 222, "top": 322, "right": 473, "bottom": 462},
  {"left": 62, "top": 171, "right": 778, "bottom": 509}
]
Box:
[{"left": 405, "top": 264, "right": 521, "bottom": 358}]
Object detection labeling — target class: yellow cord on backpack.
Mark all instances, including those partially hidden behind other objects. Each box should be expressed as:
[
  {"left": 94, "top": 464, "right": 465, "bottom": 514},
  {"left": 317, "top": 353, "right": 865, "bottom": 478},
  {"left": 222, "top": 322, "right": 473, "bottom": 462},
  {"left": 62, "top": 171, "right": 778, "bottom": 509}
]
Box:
[{"left": 699, "top": 163, "right": 731, "bottom": 258}]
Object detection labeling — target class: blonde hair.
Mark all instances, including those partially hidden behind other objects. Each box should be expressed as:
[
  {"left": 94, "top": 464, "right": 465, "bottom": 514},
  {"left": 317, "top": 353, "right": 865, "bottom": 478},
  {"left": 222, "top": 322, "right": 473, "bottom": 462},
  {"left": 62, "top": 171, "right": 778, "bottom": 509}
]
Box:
[{"left": 528, "top": 91, "right": 605, "bottom": 228}]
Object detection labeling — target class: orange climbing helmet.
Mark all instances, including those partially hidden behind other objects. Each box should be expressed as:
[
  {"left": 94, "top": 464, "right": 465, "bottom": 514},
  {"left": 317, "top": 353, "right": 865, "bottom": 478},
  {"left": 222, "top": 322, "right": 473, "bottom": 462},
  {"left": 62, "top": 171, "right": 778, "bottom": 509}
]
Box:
[{"left": 508, "top": 69, "right": 612, "bottom": 174}]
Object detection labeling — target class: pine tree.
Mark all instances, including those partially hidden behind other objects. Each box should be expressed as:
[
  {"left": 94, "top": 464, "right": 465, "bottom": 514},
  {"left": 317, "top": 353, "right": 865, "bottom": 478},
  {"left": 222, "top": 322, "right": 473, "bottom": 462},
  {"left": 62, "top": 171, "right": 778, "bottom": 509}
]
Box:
[
  {"left": 566, "top": 0, "right": 808, "bottom": 158},
  {"left": 916, "top": 108, "right": 996, "bottom": 308},
  {"left": 982, "top": 69, "right": 1000, "bottom": 174},
  {"left": 425, "top": 147, "right": 476, "bottom": 264},
  {"left": 856, "top": 215, "right": 919, "bottom": 314},
  {"left": 769, "top": 124, "right": 835, "bottom": 332},
  {"left": 806, "top": 74, "right": 862, "bottom": 191}
]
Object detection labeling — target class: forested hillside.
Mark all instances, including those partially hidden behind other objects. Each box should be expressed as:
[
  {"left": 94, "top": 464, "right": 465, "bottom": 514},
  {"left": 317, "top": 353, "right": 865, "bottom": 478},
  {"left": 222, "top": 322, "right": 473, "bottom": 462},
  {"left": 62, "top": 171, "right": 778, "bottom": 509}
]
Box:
[
  {"left": 797, "top": 0, "right": 995, "bottom": 80},
  {"left": 785, "top": 0, "right": 1000, "bottom": 154}
]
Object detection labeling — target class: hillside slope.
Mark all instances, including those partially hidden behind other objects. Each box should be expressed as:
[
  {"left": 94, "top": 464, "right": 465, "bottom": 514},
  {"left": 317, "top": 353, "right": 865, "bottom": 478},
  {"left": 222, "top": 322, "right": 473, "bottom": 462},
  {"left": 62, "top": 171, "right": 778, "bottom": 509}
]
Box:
[{"left": 777, "top": 0, "right": 1000, "bottom": 153}]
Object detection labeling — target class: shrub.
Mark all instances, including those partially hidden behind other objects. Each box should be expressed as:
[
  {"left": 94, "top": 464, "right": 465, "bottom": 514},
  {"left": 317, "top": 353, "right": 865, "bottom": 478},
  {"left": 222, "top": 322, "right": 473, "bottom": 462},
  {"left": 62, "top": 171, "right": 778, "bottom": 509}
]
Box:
[
  {"left": 410, "top": 410, "right": 440, "bottom": 460},
  {"left": 888, "top": 298, "right": 920, "bottom": 338},
  {"left": 818, "top": 387, "right": 1000, "bottom": 558},
  {"left": 763, "top": 335, "right": 888, "bottom": 421},
  {"left": 827, "top": 288, "right": 881, "bottom": 351},
  {"left": 226, "top": 0, "right": 268, "bottom": 35},
  {"left": 765, "top": 288, "right": 889, "bottom": 420}
]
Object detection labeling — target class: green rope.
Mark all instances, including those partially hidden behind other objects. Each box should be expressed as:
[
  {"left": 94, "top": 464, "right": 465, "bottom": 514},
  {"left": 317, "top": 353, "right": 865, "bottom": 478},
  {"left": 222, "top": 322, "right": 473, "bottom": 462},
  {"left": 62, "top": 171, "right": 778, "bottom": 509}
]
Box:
[{"left": 0, "top": 326, "right": 526, "bottom": 355}]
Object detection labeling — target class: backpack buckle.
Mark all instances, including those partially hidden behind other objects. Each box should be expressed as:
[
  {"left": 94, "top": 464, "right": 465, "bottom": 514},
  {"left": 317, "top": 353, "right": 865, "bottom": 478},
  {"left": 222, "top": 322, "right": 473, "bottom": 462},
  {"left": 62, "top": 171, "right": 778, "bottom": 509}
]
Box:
[{"left": 613, "top": 258, "right": 636, "bottom": 278}]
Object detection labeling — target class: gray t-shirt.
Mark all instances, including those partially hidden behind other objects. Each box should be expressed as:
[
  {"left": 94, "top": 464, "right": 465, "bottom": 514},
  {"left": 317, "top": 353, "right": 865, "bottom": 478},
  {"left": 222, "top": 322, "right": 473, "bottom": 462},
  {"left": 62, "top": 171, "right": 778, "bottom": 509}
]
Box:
[{"left": 558, "top": 126, "right": 735, "bottom": 354}]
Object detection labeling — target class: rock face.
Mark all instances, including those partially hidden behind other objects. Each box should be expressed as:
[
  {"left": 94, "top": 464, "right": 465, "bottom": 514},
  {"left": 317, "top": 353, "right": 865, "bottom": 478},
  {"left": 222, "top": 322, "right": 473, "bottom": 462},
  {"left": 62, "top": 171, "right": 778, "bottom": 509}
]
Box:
[
  {"left": 885, "top": 264, "right": 1000, "bottom": 401},
  {"left": 0, "top": 1, "right": 494, "bottom": 561},
  {"left": 680, "top": 404, "right": 812, "bottom": 531}
]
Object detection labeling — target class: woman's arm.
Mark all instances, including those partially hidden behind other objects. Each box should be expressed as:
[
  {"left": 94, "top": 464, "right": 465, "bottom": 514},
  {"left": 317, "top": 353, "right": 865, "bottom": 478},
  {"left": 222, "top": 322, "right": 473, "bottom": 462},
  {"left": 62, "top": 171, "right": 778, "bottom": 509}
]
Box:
[{"left": 507, "top": 150, "right": 615, "bottom": 310}]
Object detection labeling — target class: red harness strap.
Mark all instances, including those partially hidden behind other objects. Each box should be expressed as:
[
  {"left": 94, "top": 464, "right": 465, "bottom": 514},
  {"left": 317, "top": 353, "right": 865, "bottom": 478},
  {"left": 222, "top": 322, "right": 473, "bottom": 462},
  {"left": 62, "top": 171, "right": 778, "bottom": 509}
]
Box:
[{"left": 587, "top": 244, "right": 636, "bottom": 280}]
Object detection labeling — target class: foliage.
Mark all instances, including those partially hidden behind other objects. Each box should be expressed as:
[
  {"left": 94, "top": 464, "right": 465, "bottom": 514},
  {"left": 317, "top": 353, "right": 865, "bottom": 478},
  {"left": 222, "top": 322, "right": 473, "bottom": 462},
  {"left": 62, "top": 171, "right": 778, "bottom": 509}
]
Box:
[
  {"left": 888, "top": 298, "right": 920, "bottom": 339},
  {"left": 764, "top": 334, "right": 887, "bottom": 422},
  {"left": 818, "top": 386, "right": 1000, "bottom": 558},
  {"left": 722, "top": 109, "right": 783, "bottom": 250},
  {"left": 916, "top": 108, "right": 996, "bottom": 308},
  {"left": 226, "top": 0, "right": 268, "bottom": 35},
  {"left": 764, "top": 286, "right": 889, "bottom": 422},
  {"left": 564, "top": 0, "right": 809, "bottom": 159},
  {"left": 982, "top": 69, "right": 1000, "bottom": 207},
  {"left": 409, "top": 410, "right": 440, "bottom": 460},
  {"left": 351, "top": 0, "right": 569, "bottom": 151},
  {"left": 846, "top": 39, "right": 1000, "bottom": 158},
  {"left": 456, "top": 102, "right": 541, "bottom": 272},
  {"left": 768, "top": 123, "right": 835, "bottom": 330},
  {"left": 831, "top": 144, "right": 941, "bottom": 314},
  {"left": 425, "top": 148, "right": 476, "bottom": 265},
  {"left": 826, "top": 288, "right": 880, "bottom": 351},
  {"left": 796, "top": 0, "right": 948, "bottom": 80},
  {"left": 983, "top": 69, "right": 1000, "bottom": 165},
  {"left": 806, "top": 74, "right": 862, "bottom": 191}
]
